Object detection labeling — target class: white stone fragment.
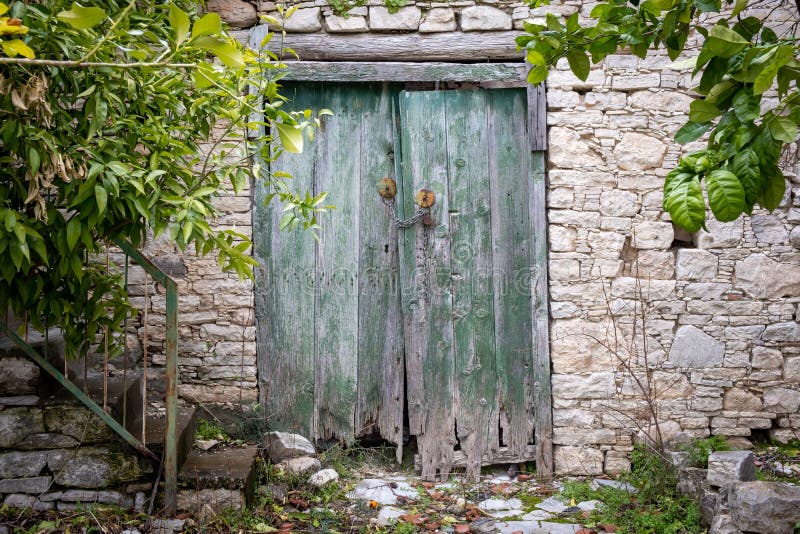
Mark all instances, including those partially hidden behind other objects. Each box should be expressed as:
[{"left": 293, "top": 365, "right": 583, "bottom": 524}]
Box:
[{"left": 308, "top": 468, "right": 339, "bottom": 487}]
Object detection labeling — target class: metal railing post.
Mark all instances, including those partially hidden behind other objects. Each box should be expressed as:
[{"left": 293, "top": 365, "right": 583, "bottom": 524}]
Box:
[{"left": 164, "top": 278, "right": 179, "bottom": 516}]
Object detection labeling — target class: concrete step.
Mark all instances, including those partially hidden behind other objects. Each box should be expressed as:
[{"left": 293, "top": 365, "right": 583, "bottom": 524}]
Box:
[
  {"left": 126, "top": 405, "right": 198, "bottom": 473},
  {"left": 177, "top": 447, "right": 260, "bottom": 512}
]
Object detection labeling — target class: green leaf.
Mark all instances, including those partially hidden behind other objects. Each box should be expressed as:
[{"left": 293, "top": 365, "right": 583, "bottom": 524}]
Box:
[
  {"left": 731, "top": 0, "right": 748, "bottom": 16},
  {"left": 94, "top": 185, "right": 107, "bottom": 215},
  {"left": 275, "top": 122, "right": 303, "bottom": 153},
  {"left": 753, "top": 44, "right": 793, "bottom": 95},
  {"left": 66, "top": 218, "right": 81, "bottom": 251},
  {"left": 694, "top": 0, "right": 720, "bottom": 13},
  {"left": 732, "top": 89, "right": 760, "bottom": 122},
  {"left": 192, "top": 13, "right": 221, "bottom": 38},
  {"left": 1, "top": 39, "right": 35, "bottom": 59},
  {"left": 675, "top": 121, "right": 712, "bottom": 144},
  {"left": 688, "top": 99, "right": 721, "bottom": 122},
  {"left": 768, "top": 117, "right": 798, "bottom": 142},
  {"left": 193, "top": 62, "right": 217, "bottom": 89},
  {"left": 731, "top": 148, "right": 760, "bottom": 208},
  {"left": 169, "top": 4, "right": 190, "bottom": 44},
  {"left": 705, "top": 25, "right": 750, "bottom": 58},
  {"left": 526, "top": 49, "right": 546, "bottom": 66},
  {"left": 193, "top": 36, "right": 244, "bottom": 69},
  {"left": 566, "top": 49, "right": 590, "bottom": 81},
  {"left": 665, "top": 176, "right": 706, "bottom": 232},
  {"left": 57, "top": 3, "right": 106, "bottom": 29},
  {"left": 705, "top": 169, "right": 745, "bottom": 222},
  {"left": 527, "top": 65, "right": 548, "bottom": 84},
  {"left": 758, "top": 164, "right": 786, "bottom": 210}
]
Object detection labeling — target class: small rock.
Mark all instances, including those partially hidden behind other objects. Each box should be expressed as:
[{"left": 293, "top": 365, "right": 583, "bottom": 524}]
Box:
[
  {"left": 577, "top": 500, "right": 601, "bottom": 511},
  {"left": 536, "top": 496, "right": 567, "bottom": 513},
  {"left": 150, "top": 519, "right": 185, "bottom": 534},
  {"left": 522, "top": 509, "right": 554, "bottom": 520},
  {"left": 347, "top": 478, "right": 417, "bottom": 505},
  {"left": 709, "top": 513, "right": 742, "bottom": 534},
  {"left": 454, "top": 525, "right": 470, "bottom": 534},
  {"left": 376, "top": 505, "right": 404, "bottom": 526},
  {"left": 470, "top": 517, "right": 497, "bottom": 533},
  {"left": 196, "top": 439, "right": 219, "bottom": 451},
  {"left": 266, "top": 432, "right": 316, "bottom": 462},
  {"left": 479, "top": 497, "right": 522, "bottom": 511},
  {"left": 309, "top": 468, "right": 338, "bottom": 487},
  {"left": 729, "top": 481, "right": 800, "bottom": 534},
  {"left": 577, "top": 530, "right": 599, "bottom": 534},
  {"left": 277, "top": 456, "right": 321, "bottom": 475}
]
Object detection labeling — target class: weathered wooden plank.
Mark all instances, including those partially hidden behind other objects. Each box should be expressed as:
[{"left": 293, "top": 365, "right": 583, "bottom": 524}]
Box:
[
  {"left": 313, "top": 84, "right": 362, "bottom": 443},
  {"left": 529, "top": 150, "right": 553, "bottom": 480},
  {"left": 527, "top": 82, "right": 547, "bottom": 151},
  {"left": 414, "top": 445, "right": 537, "bottom": 471},
  {"left": 356, "top": 83, "right": 405, "bottom": 455},
  {"left": 488, "top": 89, "right": 535, "bottom": 458},
  {"left": 246, "top": 27, "right": 525, "bottom": 62},
  {"left": 445, "top": 90, "right": 499, "bottom": 481},
  {"left": 253, "top": 83, "right": 318, "bottom": 437},
  {"left": 399, "top": 90, "right": 456, "bottom": 480},
  {"left": 276, "top": 62, "right": 527, "bottom": 84}
]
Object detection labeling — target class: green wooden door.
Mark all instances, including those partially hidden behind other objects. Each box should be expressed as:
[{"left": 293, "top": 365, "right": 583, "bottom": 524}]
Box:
[{"left": 254, "top": 82, "right": 548, "bottom": 478}]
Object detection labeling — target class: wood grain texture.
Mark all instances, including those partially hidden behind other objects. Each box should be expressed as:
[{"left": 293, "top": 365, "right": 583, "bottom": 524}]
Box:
[
  {"left": 399, "top": 91, "right": 456, "bottom": 480},
  {"left": 527, "top": 83, "right": 548, "bottom": 151},
  {"left": 529, "top": 151, "right": 553, "bottom": 480},
  {"left": 414, "top": 445, "right": 537, "bottom": 471},
  {"left": 277, "top": 62, "right": 528, "bottom": 84},
  {"left": 246, "top": 27, "right": 525, "bottom": 62},
  {"left": 355, "top": 83, "right": 404, "bottom": 454},
  {"left": 253, "top": 84, "right": 318, "bottom": 438},
  {"left": 489, "top": 89, "right": 535, "bottom": 458},
  {"left": 446, "top": 90, "right": 499, "bottom": 481}
]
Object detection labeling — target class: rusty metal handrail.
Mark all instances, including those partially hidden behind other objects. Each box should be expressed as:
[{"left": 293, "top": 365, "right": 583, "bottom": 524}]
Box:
[{"left": 114, "top": 238, "right": 179, "bottom": 516}]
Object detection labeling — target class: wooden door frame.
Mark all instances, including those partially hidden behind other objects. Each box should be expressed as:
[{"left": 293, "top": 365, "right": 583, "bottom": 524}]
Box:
[{"left": 248, "top": 27, "right": 553, "bottom": 480}]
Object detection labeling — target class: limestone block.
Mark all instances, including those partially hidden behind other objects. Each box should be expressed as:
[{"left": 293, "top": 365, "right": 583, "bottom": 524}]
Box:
[
  {"left": 460, "top": 6, "right": 512, "bottom": 31},
  {"left": 707, "top": 451, "right": 755, "bottom": 488},
  {"left": 694, "top": 219, "right": 743, "bottom": 248},
  {"left": 0, "top": 476, "right": 51, "bottom": 494},
  {"left": 551, "top": 373, "right": 614, "bottom": 400},
  {"left": 723, "top": 388, "right": 762, "bottom": 411},
  {"left": 734, "top": 254, "right": 800, "bottom": 299},
  {"left": 548, "top": 128, "right": 603, "bottom": 168},
  {"left": 43, "top": 406, "right": 114, "bottom": 444},
  {"left": 277, "top": 456, "right": 321, "bottom": 474},
  {"left": 604, "top": 450, "right": 631, "bottom": 474},
  {"left": 547, "top": 89, "right": 580, "bottom": 109},
  {"left": 634, "top": 250, "right": 676, "bottom": 279},
  {"left": 13, "top": 433, "right": 79, "bottom": 450},
  {"left": 0, "top": 356, "right": 39, "bottom": 395},
  {"left": 611, "top": 277, "right": 676, "bottom": 300},
  {"left": 784, "top": 357, "right": 800, "bottom": 382},
  {"left": 632, "top": 221, "right": 673, "bottom": 250},
  {"left": 284, "top": 7, "right": 321, "bottom": 32},
  {"left": 549, "top": 259, "right": 580, "bottom": 281},
  {"left": 709, "top": 513, "right": 742, "bottom": 534},
  {"left": 611, "top": 73, "right": 661, "bottom": 91},
  {"left": 589, "top": 231, "right": 627, "bottom": 257},
  {"left": 763, "top": 322, "right": 800, "bottom": 342},
  {"left": 553, "top": 408, "right": 596, "bottom": 428},
  {"left": 0, "top": 407, "right": 44, "bottom": 448},
  {"left": 668, "top": 326, "right": 725, "bottom": 368},
  {"left": 206, "top": 0, "right": 258, "bottom": 28},
  {"left": 599, "top": 190, "right": 639, "bottom": 217},
  {"left": 628, "top": 90, "right": 694, "bottom": 113},
  {"left": 585, "top": 90, "right": 627, "bottom": 109},
  {"left": 418, "top": 7, "right": 455, "bottom": 32},
  {"left": 266, "top": 431, "right": 316, "bottom": 462},
  {"left": 177, "top": 487, "right": 244, "bottom": 513},
  {"left": 790, "top": 226, "right": 800, "bottom": 249},
  {"left": 48, "top": 447, "right": 145, "bottom": 488},
  {"left": 369, "top": 6, "right": 421, "bottom": 31},
  {"left": 549, "top": 225, "right": 577, "bottom": 252},
  {"left": 763, "top": 387, "right": 800, "bottom": 413},
  {"left": 730, "top": 481, "right": 800, "bottom": 534},
  {"left": 682, "top": 282, "right": 731, "bottom": 299},
  {"left": 614, "top": 133, "right": 667, "bottom": 170},
  {"left": 553, "top": 427, "right": 617, "bottom": 446},
  {"left": 554, "top": 446, "right": 604, "bottom": 475},
  {"left": 750, "top": 214, "right": 789, "bottom": 244},
  {"left": 0, "top": 451, "right": 47, "bottom": 478},
  {"left": 676, "top": 249, "right": 718, "bottom": 280},
  {"left": 751, "top": 347, "right": 783, "bottom": 369}
]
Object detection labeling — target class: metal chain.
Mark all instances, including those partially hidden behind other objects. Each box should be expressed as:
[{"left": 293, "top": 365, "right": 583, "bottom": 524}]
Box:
[{"left": 382, "top": 197, "right": 429, "bottom": 228}]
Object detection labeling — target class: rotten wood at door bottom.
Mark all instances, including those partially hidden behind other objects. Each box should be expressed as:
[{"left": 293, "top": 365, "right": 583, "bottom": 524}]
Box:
[{"left": 413, "top": 445, "right": 538, "bottom": 471}]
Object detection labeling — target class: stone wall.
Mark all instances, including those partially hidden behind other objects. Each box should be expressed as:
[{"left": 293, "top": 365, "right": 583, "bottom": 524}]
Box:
[
  {"left": 127, "top": 0, "right": 800, "bottom": 474},
  {"left": 0, "top": 345, "right": 152, "bottom": 511}
]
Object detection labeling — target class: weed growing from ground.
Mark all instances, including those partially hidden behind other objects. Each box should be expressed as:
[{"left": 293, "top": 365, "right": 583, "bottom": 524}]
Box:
[
  {"left": 562, "top": 443, "right": 701, "bottom": 534},
  {"left": 195, "top": 418, "right": 231, "bottom": 441},
  {"left": 680, "top": 435, "right": 730, "bottom": 468}
]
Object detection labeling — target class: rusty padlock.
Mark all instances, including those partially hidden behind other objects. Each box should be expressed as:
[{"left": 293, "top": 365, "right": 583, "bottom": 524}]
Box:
[{"left": 415, "top": 188, "right": 435, "bottom": 209}]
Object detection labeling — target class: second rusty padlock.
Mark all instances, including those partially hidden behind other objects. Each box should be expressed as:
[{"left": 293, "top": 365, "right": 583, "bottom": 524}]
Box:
[{"left": 415, "top": 188, "right": 435, "bottom": 209}]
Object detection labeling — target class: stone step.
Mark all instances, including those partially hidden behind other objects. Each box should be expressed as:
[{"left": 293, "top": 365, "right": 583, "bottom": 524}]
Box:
[
  {"left": 176, "top": 447, "right": 260, "bottom": 513},
  {"left": 126, "top": 405, "right": 198, "bottom": 473}
]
